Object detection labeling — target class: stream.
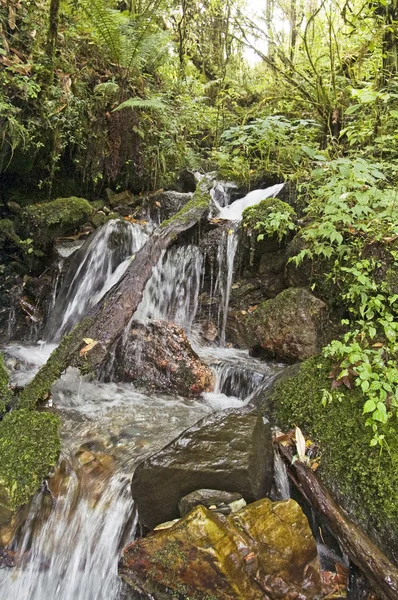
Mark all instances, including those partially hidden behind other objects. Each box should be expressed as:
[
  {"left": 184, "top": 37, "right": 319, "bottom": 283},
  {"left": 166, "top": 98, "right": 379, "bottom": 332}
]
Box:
[{"left": 0, "top": 185, "right": 290, "bottom": 600}]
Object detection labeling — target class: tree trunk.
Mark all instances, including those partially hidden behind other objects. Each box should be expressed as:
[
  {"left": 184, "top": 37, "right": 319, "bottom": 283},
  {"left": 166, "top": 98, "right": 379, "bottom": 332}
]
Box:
[
  {"left": 46, "top": 0, "right": 61, "bottom": 66},
  {"left": 18, "top": 185, "right": 210, "bottom": 409},
  {"left": 276, "top": 442, "right": 398, "bottom": 600}
]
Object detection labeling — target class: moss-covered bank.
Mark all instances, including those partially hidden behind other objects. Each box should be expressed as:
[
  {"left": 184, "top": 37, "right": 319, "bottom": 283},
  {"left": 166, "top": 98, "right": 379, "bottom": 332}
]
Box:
[
  {"left": 269, "top": 356, "right": 398, "bottom": 561},
  {"left": 0, "top": 410, "right": 60, "bottom": 510},
  {"left": 20, "top": 197, "right": 94, "bottom": 247}
]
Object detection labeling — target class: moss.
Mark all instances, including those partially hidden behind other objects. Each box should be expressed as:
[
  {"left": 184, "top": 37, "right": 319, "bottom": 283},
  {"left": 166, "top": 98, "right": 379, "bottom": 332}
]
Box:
[
  {"left": 160, "top": 185, "right": 209, "bottom": 229},
  {"left": 21, "top": 197, "right": 94, "bottom": 247},
  {"left": 269, "top": 356, "right": 398, "bottom": 554},
  {"left": 242, "top": 198, "right": 296, "bottom": 233},
  {"left": 91, "top": 211, "right": 118, "bottom": 229},
  {"left": 18, "top": 318, "right": 94, "bottom": 409},
  {"left": 0, "top": 219, "right": 21, "bottom": 250},
  {"left": 0, "top": 354, "right": 12, "bottom": 418},
  {"left": 0, "top": 409, "right": 60, "bottom": 510}
]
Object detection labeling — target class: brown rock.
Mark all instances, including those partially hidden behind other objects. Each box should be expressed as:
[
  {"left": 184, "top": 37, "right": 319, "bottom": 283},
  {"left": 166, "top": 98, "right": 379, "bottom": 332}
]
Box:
[
  {"left": 119, "top": 499, "right": 323, "bottom": 600},
  {"left": 131, "top": 407, "right": 274, "bottom": 530},
  {"left": 113, "top": 319, "right": 214, "bottom": 396}
]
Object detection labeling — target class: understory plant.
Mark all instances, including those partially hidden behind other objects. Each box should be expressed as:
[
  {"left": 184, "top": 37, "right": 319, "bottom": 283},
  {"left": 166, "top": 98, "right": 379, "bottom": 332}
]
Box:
[{"left": 291, "top": 157, "right": 398, "bottom": 446}]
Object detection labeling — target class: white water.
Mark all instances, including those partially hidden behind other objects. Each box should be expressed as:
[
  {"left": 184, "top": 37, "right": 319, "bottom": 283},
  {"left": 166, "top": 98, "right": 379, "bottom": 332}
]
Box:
[
  {"left": 134, "top": 245, "right": 203, "bottom": 334},
  {"left": 219, "top": 228, "right": 238, "bottom": 346},
  {"left": 217, "top": 183, "right": 285, "bottom": 221},
  {"left": 45, "top": 220, "right": 148, "bottom": 341},
  {"left": 0, "top": 200, "right": 293, "bottom": 600}
]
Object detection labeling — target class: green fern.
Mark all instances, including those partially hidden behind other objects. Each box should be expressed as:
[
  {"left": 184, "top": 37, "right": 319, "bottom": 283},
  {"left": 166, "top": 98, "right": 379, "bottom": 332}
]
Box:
[{"left": 113, "top": 96, "right": 166, "bottom": 112}]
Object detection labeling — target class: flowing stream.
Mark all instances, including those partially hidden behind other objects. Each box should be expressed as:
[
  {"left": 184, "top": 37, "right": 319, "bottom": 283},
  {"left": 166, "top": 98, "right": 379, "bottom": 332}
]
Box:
[{"left": 0, "top": 191, "right": 289, "bottom": 600}]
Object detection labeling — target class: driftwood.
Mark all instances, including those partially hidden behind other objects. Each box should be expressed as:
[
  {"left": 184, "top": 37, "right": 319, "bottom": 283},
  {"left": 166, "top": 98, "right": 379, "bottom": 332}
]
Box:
[
  {"left": 19, "top": 186, "right": 210, "bottom": 408},
  {"left": 276, "top": 442, "right": 398, "bottom": 600}
]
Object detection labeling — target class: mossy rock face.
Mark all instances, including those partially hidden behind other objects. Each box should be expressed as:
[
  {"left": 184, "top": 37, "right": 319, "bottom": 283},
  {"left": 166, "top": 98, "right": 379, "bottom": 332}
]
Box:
[
  {"left": 0, "top": 219, "right": 21, "bottom": 251},
  {"left": 119, "top": 499, "right": 322, "bottom": 600},
  {"left": 268, "top": 356, "right": 398, "bottom": 563},
  {"left": 242, "top": 198, "right": 295, "bottom": 231},
  {"left": 20, "top": 197, "right": 93, "bottom": 247},
  {"left": 0, "top": 353, "right": 12, "bottom": 418},
  {"left": 0, "top": 409, "right": 60, "bottom": 510},
  {"left": 227, "top": 288, "right": 327, "bottom": 362}
]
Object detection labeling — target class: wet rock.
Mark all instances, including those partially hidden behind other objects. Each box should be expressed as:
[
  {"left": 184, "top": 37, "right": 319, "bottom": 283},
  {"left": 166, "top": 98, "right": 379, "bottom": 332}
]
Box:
[
  {"left": 176, "top": 169, "right": 197, "bottom": 193},
  {"left": 228, "top": 288, "right": 327, "bottom": 362},
  {"left": 6, "top": 201, "right": 21, "bottom": 214},
  {"left": 143, "top": 191, "right": 193, "bottom": 222},
  {"left": 0, "top": 505, "right": 15, "bottom": 547},
  {"left": 119, "top": 499, "right": 323, "bottom": 600},
  {"left": 131, "top": 407, "right": 273, "bottom": 530},
  {"left": 108, "top": 190, "right": 137, "bottom": 208},
  {"left": 178, "top": 489, "right": 245, "bottom": 517},
  {"left": 113, "top": 319, "right": 214, "bottom": 397}
]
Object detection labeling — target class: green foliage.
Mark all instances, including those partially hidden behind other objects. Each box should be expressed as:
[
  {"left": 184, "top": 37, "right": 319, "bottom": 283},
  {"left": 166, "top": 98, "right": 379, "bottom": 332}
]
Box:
[
  {"left": 0, "top": 410, "right": 60, "bottom": 510},
  {"left": 270, "top": 356, "right": 398, "bottom": 552},
  {"left": 242, "top": 198, "right": 296, "bottom": 242},
  {"left": 213, "top": 116, "right": 324, "bottom": 186},
  {"left": 290, "top": 157, "right": 398, "bottom": 443}
]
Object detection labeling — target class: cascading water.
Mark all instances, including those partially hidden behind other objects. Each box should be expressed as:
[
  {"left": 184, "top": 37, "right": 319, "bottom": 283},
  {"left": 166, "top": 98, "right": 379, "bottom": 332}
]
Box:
[
  {"left": 217, "top": 182, "right": 285, "bottom": 221},
  {"left": 134, "top": 244, "right": 203, "bottom": 334},
  {"left": 0, "top": 189, "right": 309, "bottom": 600},
  {"left": 45, "top": 220, "right": 148, "bottom": 341}
]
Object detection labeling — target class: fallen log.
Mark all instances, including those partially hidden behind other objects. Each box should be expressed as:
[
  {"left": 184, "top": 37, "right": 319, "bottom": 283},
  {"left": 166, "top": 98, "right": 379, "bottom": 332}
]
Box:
[
  {"left": 276, "top": 441, "right": 398, "bottom": 600},
  {"left": 18, "top": 184, "right": 211, "bottom": 409}
]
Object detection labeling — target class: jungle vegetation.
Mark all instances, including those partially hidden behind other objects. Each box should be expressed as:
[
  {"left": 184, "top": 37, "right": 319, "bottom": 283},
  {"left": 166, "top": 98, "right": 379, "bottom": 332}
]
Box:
[{"left": 1, "top": 0, "right": 398, "bottom": 441}]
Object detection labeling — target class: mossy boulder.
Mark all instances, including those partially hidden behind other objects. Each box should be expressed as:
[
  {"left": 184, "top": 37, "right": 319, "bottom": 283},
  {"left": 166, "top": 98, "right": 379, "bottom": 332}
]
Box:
[
  {"left": 268, "top": 355, "right": 398, "bottom": 563},
  {"left": 0, "top": 409, "right": 60, "bottom": 510},
  {"left": 119, "top": 499, "right": 322, "bottom": 600},
  {"left": 20, "top": 197, "right": 93, "bottom": 247},
  {"left": 227, "top": 288, "right": 327, "bottom": 362},
  {"left": 242, "top": 198, "right": 296, "bottom": 253}
]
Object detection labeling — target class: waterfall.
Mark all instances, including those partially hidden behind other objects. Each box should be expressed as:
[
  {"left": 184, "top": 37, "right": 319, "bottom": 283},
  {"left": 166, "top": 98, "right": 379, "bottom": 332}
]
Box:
[
  {"left": 134, "top": 245, "right": 203, "bottom": 334},
  {"left": 219, "top": 228, "right": 238, "bottom": 346},
  {"left": 45, "top": 220, "right": 148, "bottom": 341},
  {"left": 217, "top": 183, "right": 285, "bottom": 221}
]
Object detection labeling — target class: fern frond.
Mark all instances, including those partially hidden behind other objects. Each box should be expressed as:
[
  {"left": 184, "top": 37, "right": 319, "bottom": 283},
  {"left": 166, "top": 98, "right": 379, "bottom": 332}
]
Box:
[
  {"left": 80, "top": 0, "right": 122, "bottom": 65},
  {"left": 113, "top": 97, "right": 166, "bottom": 112}
]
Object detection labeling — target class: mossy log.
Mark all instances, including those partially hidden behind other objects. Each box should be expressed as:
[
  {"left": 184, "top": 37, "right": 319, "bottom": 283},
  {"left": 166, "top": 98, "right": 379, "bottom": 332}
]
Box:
[
  {"left": 19, "top": 185, "right": 210, "bottom": 409},
  {"left": 276, "top": 442, "right": 398, "bottom": 600}
]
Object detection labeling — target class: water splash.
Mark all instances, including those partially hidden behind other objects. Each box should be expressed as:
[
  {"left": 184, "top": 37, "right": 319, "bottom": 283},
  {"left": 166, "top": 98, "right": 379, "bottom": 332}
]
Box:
[
  {"left": 45, "top": 220, "right": 148, "bottom": 341},
  {"left": 217, "top": 183, "right": 285, "bottom": 221},
  {"left": 134, "top": 245, "right": 203, "bottom": 334},
  {"left": 273, "top": 451, "right": 290, "bottom": 501}
]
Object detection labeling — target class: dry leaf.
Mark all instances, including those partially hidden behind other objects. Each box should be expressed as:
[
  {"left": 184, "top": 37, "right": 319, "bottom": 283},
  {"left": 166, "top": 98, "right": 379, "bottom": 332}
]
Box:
[{"left": 79, "top": 340, "right": 98, "bottom": 356}]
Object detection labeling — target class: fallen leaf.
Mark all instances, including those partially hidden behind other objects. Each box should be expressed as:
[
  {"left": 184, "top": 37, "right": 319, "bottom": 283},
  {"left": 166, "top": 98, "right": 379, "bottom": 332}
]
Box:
[{"left": 79, "top": 340, "right": 98, "bottom": 356}]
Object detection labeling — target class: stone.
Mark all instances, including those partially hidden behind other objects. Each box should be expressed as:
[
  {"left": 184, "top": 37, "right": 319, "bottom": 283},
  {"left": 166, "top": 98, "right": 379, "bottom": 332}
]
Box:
[
  {"left": 143, "top": 191, "right": 193, "bottom": 221},
  {"left": 119, "top": 499, "right": 323, "bottom": 600},
  {"left": 178, "top": 489, "right": 246, "bottom": 517},
  {"left": 131, "top": 407, "right": 273, "bottom": 530},
  {"left": 20, "top": 197, "right": 94, "bottom": 248},
  {"left": 228, "top": 287, "right": 327, "bottom": 363},
  {"left": 108, "top": 190, "right": 137, "bottom": 208},
  {"left": 113, "top": 319, "right": 214, "bottom": 397}
]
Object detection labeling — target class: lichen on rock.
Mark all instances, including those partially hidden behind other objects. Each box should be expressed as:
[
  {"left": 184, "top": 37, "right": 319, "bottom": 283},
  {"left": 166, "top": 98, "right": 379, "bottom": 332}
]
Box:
[{"left": 119, "top": 499, "right": 322, "bottom": 600}]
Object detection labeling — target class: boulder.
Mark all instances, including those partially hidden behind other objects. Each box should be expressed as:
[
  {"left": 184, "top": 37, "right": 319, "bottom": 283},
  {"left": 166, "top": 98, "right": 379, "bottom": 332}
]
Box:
[
  {"left": 142, "top": 191, "right": 193, "bottom": 222},
  {"left": 113, "top": 319, "right": 214, "bottom": 396},
  {"left": 119, "top": 499, "right": 323, "bottom": 600},
  {"left": 227, "top": 288, "right": 327, "bottom": 363},
  {"left": 178, "top": 489, "right": 245, "bottom": 517},
  {"left": 131, "top": 407, "right": 273, "bottom": 530},
  {"left": 20, "top": 197, "right": 93, "bottom": 248}
]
